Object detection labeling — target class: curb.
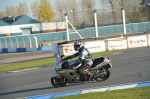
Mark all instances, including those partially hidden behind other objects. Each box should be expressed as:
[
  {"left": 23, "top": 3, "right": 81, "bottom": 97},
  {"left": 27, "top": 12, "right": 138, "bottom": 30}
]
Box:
[{"left": 19, "top": 81, "right": 150, "bottom": 99}]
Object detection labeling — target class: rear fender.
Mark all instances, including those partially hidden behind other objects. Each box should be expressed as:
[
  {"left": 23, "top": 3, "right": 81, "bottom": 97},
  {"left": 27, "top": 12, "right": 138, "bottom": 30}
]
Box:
[{"left": 104, "top": 63, "right": 112, "bottom": 69}]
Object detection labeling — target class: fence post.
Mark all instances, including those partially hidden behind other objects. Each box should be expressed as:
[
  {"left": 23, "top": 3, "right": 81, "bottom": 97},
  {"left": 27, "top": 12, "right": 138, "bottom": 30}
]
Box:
[
  {"left": 9, "top": 38, "right": 12, "bottom": 48},
  {"left": 4, "top": 38, "right": 7, "bottom": 48},
  {"left": 121, "top": 6, "right": 127, "bottom": 35},
  {"left": 28, "top": 37, "right": 32, "bottom": 48},
  {"left": 93, "top": 9, "right": 98, "bottom": 38},
  {"left": 15, "top": 38, "right": 19, "bottom": 48},
  {"left": 34, "top": 36, "right": 38, "bottom": 48},
  {"left": 22, "top": 38, "right": 25, "bottom": 48},
  {"left": 65, "top": 12, "right": 69, "bottom": 41}
]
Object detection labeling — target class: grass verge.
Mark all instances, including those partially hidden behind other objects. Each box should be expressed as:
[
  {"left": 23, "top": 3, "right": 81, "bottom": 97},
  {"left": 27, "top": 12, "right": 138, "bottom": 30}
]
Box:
[
  {"left": 0, "top": 50, "right": 127, "bottom": 73},
  {"left": 54, "top": 86, "right": 150, "bottom": 99}
]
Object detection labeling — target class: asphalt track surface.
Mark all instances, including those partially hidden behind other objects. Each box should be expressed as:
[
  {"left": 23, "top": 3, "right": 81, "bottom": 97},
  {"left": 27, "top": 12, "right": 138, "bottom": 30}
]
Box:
[{"left": 0, "top": 47, "right": 150, "bottom": 99}]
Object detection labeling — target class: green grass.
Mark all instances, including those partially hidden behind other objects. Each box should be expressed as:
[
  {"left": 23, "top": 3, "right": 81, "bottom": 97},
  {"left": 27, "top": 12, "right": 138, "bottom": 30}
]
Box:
[
  {"left": 0, "top": 50, "right": 127, "bottom": 73},
  {"left": 54, "top": 86, "right": 150, "bottom": 99}
]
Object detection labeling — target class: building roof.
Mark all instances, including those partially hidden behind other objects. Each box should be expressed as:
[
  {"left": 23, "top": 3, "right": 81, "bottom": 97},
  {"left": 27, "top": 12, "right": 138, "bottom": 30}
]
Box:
[
  {"left": 0, "top": 19, "right": 10, "bottom": 26},
  {"left": 1, "top": 15, "right": 40, "bottom": 25}
]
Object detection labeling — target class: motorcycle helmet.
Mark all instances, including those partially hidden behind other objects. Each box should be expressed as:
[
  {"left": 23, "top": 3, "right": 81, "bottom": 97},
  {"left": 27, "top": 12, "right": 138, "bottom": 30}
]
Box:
[{"left": 74, "top": 40, "right": 83, "bottom": 51}]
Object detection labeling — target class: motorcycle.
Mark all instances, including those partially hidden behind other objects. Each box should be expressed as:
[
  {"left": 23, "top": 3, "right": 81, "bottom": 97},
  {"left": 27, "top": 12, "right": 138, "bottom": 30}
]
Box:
[{"left": 51, "top": 55, "right": 112, "bottom": 87}]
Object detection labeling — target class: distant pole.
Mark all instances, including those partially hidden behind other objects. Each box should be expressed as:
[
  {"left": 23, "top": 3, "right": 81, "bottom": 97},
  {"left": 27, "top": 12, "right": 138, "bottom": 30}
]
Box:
[
  {"left": 22, "top": 38, "right": 25, "bottom": 48},
  {"left": 4, "top": 38, "right": 7, "bottom": 48},
  {"left": 15, "top": 38, "right": 19, "bottom": 48},
  {"left": 34, "top": 36, "right": 38, "bottom": 48},
  {"left": 28, "top": 37, "right": 32, "bottom": 48},
  {"left": 93, "top": 9, "right": 98, "bottom": 38},
  {"left": 65, "top": 12, "right": 69, "bottom": 41},
  {"left": 9, "top": 38, "right": 12, "bottom": 48},
  {"left": 121, "top": 6, "right": 127, "bottom": 35}
]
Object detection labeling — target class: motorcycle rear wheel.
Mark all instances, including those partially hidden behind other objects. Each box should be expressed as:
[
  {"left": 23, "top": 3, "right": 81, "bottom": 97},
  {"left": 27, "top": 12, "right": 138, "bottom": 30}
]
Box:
[
  {"left": 95, "top": 68, "right": 110, "bottom": 82},
  {"left": 51, "top": 77, "right": 68, "bottom": 87}
]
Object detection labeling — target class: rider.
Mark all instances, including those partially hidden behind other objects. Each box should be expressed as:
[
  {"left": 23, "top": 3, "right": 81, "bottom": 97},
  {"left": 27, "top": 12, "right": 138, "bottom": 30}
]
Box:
[{"left": 65, "top": 40, "right": 93, "bottom": 81}]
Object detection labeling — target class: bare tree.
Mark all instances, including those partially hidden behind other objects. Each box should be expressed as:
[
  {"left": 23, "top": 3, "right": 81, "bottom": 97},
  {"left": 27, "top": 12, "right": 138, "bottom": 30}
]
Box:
[
  {"left": 0, "top": 11, "right": 5, "bottom": 18},
  {"left": 54, "top": 0, "right": 66, "bottom": 21},
  {"left": 16, "top": 2, "right": 29, "bottom": 16},
  {"left": 67, "top": 0, "right": 80, "bottom": 28},
  {"left": 31, "top": 1, "right": 41, "bottom": 21},
  {"left": 81, "top": 0, "right": 96, "bottom": 26},
  {"left": 9, "top": 6, "right": 17, "bottom": 16},
  {"left": 5, "top": 6, "right": 11, "bottom": 16}
]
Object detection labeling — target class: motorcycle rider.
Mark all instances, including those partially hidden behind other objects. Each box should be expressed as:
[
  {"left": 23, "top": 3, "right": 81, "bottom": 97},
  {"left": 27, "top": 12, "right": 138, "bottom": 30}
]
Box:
[{"left": 65, "top": 40, "right": 93, "bottom": 81}]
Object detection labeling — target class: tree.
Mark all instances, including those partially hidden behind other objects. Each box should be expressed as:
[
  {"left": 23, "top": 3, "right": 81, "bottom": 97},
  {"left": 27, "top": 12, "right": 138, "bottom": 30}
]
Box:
[
  {"left": 9, "top": 6, "right": 17, "bottom": 16},
  {"left": 67, "top": 0, "right": 80, "bottom": 28},
  {"left": 108, "top": 0, "right": 117, "bottom": 23},
  {"left": 5, "top": 6, "right": 11, "bottom": 16},
  {"left": 0, "top": 11, "right": 5, "bottom": 18},
  {"left": 16, "top": 2, "right": 29, "bottom": 16},
  {"left": 31, "top": 1, "right": 41, "bottom": 21},
  {"left": 141, "top": 0, "right": 150, "bottom": 21},
  {"left": 81, "top": 0, "right": 96, "bottom": 26},
  {"left": 54, "top": 0, "right": 66, "bottom": 21},
  {"left": 39, "top": 0, "right": 55, "bottom": 22}
]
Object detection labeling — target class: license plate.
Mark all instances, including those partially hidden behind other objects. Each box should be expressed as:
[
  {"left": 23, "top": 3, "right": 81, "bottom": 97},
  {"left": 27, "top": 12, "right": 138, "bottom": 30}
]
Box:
[{"left": 109, "top": 63, "right": 112, "bottom": 68}]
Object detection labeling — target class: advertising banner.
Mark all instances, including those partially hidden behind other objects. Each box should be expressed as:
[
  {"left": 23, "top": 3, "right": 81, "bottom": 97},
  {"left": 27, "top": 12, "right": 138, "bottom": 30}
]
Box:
[
  {"left": 107, "top": 40, "right": 127, "bottom": 51},
  {"left": 84, "top": 40, "right": 106, "bottom": 53},
  {"left": 58, "top": 40, "right": 105, "bottom": 56},
  {"left": 127, "top": 35, "right": 148, "bottom": 48},
  {"left": 106, "top": 37, "right": 127, "bottom": 51},
  {"left": 59, "top": 43, "right": 76, "bottom": 56}
]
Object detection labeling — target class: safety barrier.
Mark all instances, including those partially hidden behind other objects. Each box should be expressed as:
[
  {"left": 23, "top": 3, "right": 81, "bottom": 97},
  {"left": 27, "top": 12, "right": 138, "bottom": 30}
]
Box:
[{"left": 53, "top": 33, "right": 150, "bottom": 56}]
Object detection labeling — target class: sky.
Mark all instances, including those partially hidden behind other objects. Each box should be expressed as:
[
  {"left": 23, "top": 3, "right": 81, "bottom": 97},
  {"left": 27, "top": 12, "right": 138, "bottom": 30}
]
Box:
[
  {"left": 0, "top": 0, "right": 56, "bottom": 11},
  {"left": 0, "top": 0, "right": 102, "bottom": 12},
  {"left": 0, "top": 0, "right": 102, "bottom": 18}
]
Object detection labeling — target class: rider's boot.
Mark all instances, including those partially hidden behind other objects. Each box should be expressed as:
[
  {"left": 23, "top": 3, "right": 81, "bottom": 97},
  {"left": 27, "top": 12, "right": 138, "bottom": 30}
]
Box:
[{"left": 87, "top": 72, "right": 94, "bottom": 81}]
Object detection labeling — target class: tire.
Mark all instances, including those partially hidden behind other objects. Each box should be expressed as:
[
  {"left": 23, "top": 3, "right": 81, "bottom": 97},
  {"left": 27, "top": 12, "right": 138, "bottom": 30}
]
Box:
[
  {"left": 51, "top": 77, "right": 68, "bottom": 87},
  {"left": 95, "top": 68, "right": 110, "bottom": 82}
]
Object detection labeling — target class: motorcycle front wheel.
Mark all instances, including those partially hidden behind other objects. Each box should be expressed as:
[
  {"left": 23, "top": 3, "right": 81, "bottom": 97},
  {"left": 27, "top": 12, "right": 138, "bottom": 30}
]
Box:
[
  {"left": 95, "top": 68, "right": 110, "bottom": 82},
  {"left": 51, "top": 77, "right": 68, "bottom": 87}
]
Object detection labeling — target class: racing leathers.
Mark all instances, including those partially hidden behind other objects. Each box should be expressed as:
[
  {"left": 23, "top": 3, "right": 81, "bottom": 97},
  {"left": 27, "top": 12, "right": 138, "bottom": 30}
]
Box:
[{"left": 67, "top": 46, "right": 93, "bottom": 76}]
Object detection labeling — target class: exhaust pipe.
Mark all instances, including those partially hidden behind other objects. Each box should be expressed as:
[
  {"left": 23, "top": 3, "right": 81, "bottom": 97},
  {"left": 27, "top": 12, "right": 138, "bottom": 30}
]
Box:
[{"left": 94, "top": 72, "right": 106, "bottom": 79}]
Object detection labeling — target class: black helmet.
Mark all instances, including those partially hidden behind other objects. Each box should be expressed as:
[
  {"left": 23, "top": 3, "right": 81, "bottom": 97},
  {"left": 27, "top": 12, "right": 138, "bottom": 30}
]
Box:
[{"left": 74, "top": 41, "right": 83, "bottom": 51}]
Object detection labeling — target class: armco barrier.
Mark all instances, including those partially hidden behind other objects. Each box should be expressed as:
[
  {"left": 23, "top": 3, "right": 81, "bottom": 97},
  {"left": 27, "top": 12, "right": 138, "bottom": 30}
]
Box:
[
  {"left": 20, "top": 81, "right": 150, "bottom": 99},
  {"left": 0, "top": 46, "right": 53, "bottom": 52}
]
